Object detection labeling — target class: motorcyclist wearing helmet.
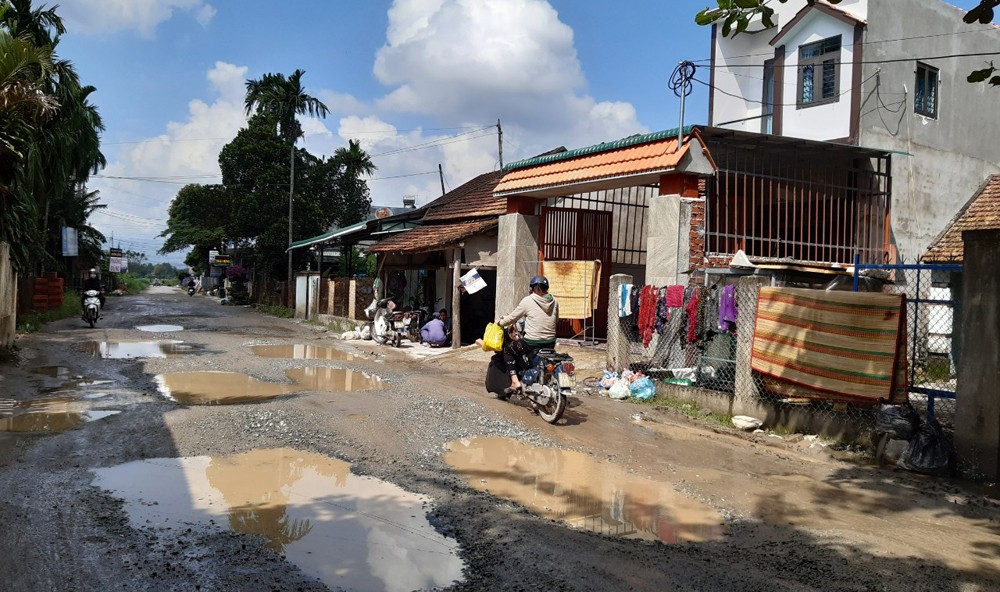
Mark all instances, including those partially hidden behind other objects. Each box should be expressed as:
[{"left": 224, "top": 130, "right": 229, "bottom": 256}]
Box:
[
  {"left": 81, "top": 268, "right": 105, "bottom": 309},
  {"left": 497, "top": 275, "right": 559, "bottom": 393}
]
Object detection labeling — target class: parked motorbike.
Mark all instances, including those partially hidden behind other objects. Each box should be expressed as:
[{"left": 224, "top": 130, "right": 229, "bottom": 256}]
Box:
[
  {"left": 82, "top": 289, "right": 101, "bottom": 328},
  {"left": 484, "top": 329, "right": 574, "bottom": 424}
]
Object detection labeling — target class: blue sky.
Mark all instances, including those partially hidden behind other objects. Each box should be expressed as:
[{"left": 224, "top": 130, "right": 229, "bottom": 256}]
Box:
[{"left": 52, "top": 0, "right": 980, "bottom": 264}]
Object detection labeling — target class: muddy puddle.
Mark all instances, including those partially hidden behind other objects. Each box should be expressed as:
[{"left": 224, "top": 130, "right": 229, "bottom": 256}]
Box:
[
  {"left": 86, "top": 340, "right": 199, "bottom": 359},
  {"left": 92, "top": 448, "right": 464, "bottom": 591},
  {"left": 444, "top": 437, "right": 725, "bottom": 543},
  {"left": 156, "top": 368, "right": 382, "bottom": 405},
  {"left": 250, "top": 344, "right": 358, "bottom": 361},
  {"left": 135, "top": 324, "right": 183, "bottom": 332},
  {"left": 0, "top": 396, "right": 120, "bottom": 433}
]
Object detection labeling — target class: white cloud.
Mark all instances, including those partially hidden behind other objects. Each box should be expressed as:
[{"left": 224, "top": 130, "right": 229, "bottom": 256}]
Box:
[{"left": 59, "top": 0, "right": 215, "bottom": 38}]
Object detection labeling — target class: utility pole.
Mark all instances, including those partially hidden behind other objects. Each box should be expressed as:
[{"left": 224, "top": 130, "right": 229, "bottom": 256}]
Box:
[
  {"left": 497, "top": 118, "right": 503, "bottom": 168},
  {"left": 439, "top": 164, "right": 446, "bottom": 196},
  {"left": 287, "top": 142, "right": 295, "bottom": 307}
]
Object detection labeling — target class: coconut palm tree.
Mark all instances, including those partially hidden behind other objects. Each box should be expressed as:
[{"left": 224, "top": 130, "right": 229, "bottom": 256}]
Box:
[{"left": 243, "top": 69, "right": 329, "bottom": 296}]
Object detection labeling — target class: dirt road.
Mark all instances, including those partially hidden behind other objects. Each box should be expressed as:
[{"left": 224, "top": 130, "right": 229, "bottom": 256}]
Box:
[{"left": 0, "top": 287, "right": 997, "bottom": 591}]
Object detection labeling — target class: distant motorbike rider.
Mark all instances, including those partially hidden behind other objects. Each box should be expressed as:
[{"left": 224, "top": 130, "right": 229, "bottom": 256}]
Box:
[
  {"left": 497, "top": 275, "right": 559, "bottom": 393},
  {"left": 81, "top": 268, "right": 105, "bottom": 309}
]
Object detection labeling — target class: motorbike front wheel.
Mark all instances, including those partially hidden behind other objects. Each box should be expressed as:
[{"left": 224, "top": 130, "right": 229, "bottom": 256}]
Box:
[{"left": 536, "top": 378, "right": 567, "bottom": 424}]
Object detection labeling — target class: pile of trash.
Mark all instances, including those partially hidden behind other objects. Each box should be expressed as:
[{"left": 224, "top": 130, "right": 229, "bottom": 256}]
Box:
[
  {"left": 594, "top": 370, "right": 656, "bottom": 401},
  {"left": 340, "top": 325, "right": 372, "bottom": 340},
  {"left": 876, "top": 403, "right": 955, "bottom": 477}
]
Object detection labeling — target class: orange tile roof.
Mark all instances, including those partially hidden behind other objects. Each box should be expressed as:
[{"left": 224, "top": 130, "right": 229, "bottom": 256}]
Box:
[
  {"left": 924, "top": 174, "right": 1000, "bottom": 262},
  {"left": 422, "top": 170, "right": 504, "bottom": 222},
  {"left": 367, "top": 219, "right": 498, "bottom": 254},
  {"left": 494, "top": 135, "right": 691, "bottom": 195}
]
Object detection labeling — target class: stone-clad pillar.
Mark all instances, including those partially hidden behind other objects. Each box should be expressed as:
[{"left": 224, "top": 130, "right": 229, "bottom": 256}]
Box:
[
  {"left": 956, "top": 229, "right": 1000, "bottom": 479},
  {"left": 495, "top": 213, "right": 539, "bottom": 319}
]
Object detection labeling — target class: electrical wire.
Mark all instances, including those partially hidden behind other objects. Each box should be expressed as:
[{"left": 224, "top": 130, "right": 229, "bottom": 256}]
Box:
[{"left": 693, "top": 69, "right": 880, "bottom": 107}]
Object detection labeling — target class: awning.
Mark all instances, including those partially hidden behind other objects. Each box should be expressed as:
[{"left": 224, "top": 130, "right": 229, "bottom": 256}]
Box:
[
  {"left": 367, "top": 219, "right": 498, "bottom": 255},
  {"left": 287, "top": 220, "right": 370, "bottom": 251}
]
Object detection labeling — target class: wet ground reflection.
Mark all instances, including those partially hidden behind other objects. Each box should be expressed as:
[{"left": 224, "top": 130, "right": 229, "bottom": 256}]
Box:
[
  {"left": 135, "top": 324, "right": 184, "bottom": 332},
  {"left": 444, "top": 436, "right": 725, "bottom": 543},
  {"left": 250, "top": 344, "right": 359, "bottom": 361},
  {"left": 86, "top": 340, "right": 199, "bottom": 358},
  {"left": 0, "top": 395, "right": 120, "bottom": 433},
  {"left": 155, "top": 368, "right": 383, "bottom": 405},
  {"left": 91, "top": 448, "right": 464, "bottom": 591}
]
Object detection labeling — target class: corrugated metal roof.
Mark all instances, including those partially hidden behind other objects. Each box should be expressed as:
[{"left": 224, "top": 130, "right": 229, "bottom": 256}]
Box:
[
  {"left": 367, "top": 219, "right": 498, "bottom": 254},
  {"left": 288, "top": 219, "right": 369, "bottom": 251},
  {"left": 503, "top": 125, "right": 695, "bottom": 172},
  {"left": 924, "top": 174, "right": 1000, "bottom": 262},
  {"left": 494, "top": 134, "right": 692, "bottom": 195},
  {"left": 422, "top": 170, "right": 504, "bottom": 222}
]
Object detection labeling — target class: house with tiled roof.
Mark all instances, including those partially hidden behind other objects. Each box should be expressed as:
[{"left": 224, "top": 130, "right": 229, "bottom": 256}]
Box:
[
  {"left": 925, "top": 174, "right": 1000, "bottom": 263},
  {"left": 366, "top": 170, "right": 505, "bottom": 344}
]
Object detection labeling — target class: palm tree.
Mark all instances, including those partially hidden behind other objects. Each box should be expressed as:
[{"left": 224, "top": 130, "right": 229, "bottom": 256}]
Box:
[
  {"left": 333, "top": 139, "right": 375, "bottom": 178},
  {"left": 244, "top": 70, "right": 329, "bottom": 297},
  {"left": 332, "top": 139, "right": 376, "bottom": 226}
]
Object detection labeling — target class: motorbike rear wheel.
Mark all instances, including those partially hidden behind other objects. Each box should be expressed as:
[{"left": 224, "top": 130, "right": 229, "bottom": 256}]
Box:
[{"left": 536, "top": 378, "right": 567, "bottom": 424}]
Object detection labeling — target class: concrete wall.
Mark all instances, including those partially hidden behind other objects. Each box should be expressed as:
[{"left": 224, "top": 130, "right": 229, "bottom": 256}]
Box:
[
  {"left": 495, "top": 213, "right": 539, "bottom": 318},
  {"left": 645, "top": 196, "right": 691, "bottom": 287},
  {"left": 861, "top": 0, "right": 1000, "bottom": 261},
  {"left": 955, "top": 229, "right": 1000, "bottom": 480}
]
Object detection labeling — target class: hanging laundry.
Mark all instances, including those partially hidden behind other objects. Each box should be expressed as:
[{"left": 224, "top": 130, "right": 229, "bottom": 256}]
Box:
[
  {"left": 655, "top": 287, "right": 670, "bottom": 334},
  {"left": 628, "top": 288, "right": 641, "bottom": 339},
  {"left": 638, "top": 285, "right": 657, "bottom": 348},
  {"left": 685, "top": 289, "right": 700, "bottom": 344},
  {"left": 720, "top": 284, "right": 738, "bottom": 332},
  {"left": 618, "top": 283, "right": 634, "bottom": 318},
  {"left": 665, "top": 285, "right": 684, "bottom": 308}
]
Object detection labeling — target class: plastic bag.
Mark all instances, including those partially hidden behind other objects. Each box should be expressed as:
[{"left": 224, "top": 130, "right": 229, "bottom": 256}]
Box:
[
  {"left": 482, "top": 322, "right": 504, "bottom": 352},
  {"left": 608, "top": 378, "right": 630, "bottom": 400},
  {"left": 599, "top": 371, "right": 619, "bottom": 389},
  {"left": 629, "top": 376, "right": 656, "bottom": 401},
  {"left": 876, "top": 404, "right": 920, "bottom": 440},
  {"left": 897, "top": 419, "right": 954, "bottom": 477}
]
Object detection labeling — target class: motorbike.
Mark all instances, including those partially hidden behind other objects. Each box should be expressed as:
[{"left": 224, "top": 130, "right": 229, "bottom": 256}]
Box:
[
  {"left": 187, "top": 284, "right": 195, "bottom": 296},
  {"left": 82, "top": 289, "right": 101, "bottom": 328},
  {"left": 484, "top": 329, "right": 574, "bottom": 424},
  {"left": 365, "top": 298, "right": 402, "bottom": 347}
]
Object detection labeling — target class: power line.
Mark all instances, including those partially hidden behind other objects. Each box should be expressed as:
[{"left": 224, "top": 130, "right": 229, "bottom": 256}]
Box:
[
  {"left": 693, "top": 70, "right": 881, "bottom": 107},
  {"left": 708, "top": 51, "right": 1000, "bottom": 70},
  {"left": 369, "top": 127, "right": 496, "bottom": 158}
]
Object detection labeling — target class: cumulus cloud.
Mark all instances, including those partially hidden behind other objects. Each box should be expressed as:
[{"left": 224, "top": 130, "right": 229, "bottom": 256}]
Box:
[{"left": 59, "top": 0, "right": 215, "bottom": 38}]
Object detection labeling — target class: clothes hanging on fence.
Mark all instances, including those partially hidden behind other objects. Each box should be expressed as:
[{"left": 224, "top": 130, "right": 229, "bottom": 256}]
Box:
[
  {"left": 655, "top": 288, "right": 670, "bottom": 335},
  {"left": 665, "top": 285, "right": 684, "bottom": 308},
  {"left": 685, "top": 289, "right": 701, "bottom": 344},
  {"left": 638, "top": 285, "right": 657, "bottom": 347},
  {"left": 618, "top": 283, "right": 634, "bottom": 318},
  {"left": 628, "top": 288, "right": 641, "bottom": 338},
  {"left": 720, "top": 284, "right": 738, "bottom": 332}
]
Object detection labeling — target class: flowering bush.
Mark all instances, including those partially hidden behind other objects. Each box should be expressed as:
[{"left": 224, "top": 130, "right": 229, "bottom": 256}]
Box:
[{"left": 226, "top": 265, "right": 247, "bottom": 281}]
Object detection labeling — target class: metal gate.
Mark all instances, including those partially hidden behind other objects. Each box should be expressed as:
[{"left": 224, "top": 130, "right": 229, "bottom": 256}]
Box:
[
  {"left": 538, "top": 207, "right": 612, "bottom": 339},
  {"left": 854, "top": 260, "right": 962, "bottom": 423}
]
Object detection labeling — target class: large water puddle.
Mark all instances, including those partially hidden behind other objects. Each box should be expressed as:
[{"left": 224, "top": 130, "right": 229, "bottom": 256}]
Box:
[
  {"left": 135, "top": 324, "right": 184, "bottom": 332},
  {"left": 250, "top": 344, "right": 359, "bottom": 361},
  {"left": 92, "top": 448, "right": 464, "bottom": 591},
  {"left": 87, "top": 340, "right": 199, "bottom": 359},
  {"left": 0, "top": 396, "right": 120, "bottom": 432},
  {"left": 443, "top": 437, "right": 725, "bottom": 544},
  {"left": 156, "top": 368, "right": 382, "bottom": 405}
]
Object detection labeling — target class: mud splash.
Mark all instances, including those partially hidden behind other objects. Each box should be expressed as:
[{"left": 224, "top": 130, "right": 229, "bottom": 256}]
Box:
[
  {"left": 156, "top": 368, "right": 383, "bottom": 405},
  {"left": 91, "top": 448, "right": 464, "bottom": 591},
  {"left": 86, "top": 341, "right": 198, "bottom": 359},
  {"left": 444, "top": 436, "right": 725, "bottom": 543},
  {"left": 250, "top": 344, "right": 358, "bottom": 361},
  {"left": 135, "top": 324, "right": 183, "bottom": 332}
]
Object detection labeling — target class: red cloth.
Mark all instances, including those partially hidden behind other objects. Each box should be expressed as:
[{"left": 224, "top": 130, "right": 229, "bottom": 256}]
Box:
[
  {"left": 685, "top": 290, "right": 700, "bottom": 343},
  {"left": 638, "top": 285, "right": 657, "bottom": 347},
  {"left": 665, "top": 285, "right": 684, "bottom": 307}
]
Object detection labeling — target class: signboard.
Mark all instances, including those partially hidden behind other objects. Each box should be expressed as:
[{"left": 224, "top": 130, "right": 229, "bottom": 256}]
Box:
[
  {"left": 109, "top": 247, "right": 123, "bottom": 258},
  {"left": 460, "top": 268, "right": 487, "bottom": 295},
  {"left": 213, "top": 255, "right": 232, "bottom": 267},
  {"left": 61, "top": 227, "right": 78, "bottom": 256},
  {"left": 109, "top": 258, "right": 121, "bottom": 273}
]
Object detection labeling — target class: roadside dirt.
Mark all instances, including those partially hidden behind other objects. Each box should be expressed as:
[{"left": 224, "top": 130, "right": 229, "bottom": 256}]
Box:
[{"left": 0, "top": 287, "right": 997, "bottom": 591}]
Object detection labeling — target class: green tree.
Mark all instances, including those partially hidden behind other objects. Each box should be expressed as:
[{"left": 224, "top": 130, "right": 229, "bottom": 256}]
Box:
[
  {"left": 243, "top": 69, "right": 329, "bottom": 291},
  {"left": 332, "top": 139, "right": 376, "bottom": 227}
]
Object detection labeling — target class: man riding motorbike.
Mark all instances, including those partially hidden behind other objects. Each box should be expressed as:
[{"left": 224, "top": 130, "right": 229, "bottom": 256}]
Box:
[
  {"left": 496, "top": 275, "right": 559, "bottom": 394},
  {"left": 81, "top": 268, "right": 105, "bottom": 310}
]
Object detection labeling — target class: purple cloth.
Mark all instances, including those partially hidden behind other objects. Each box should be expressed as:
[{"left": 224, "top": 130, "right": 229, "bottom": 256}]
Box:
[
  {"left": 420, "top": 318, "right": 447, "bottom": 345},
  {"left": 720, "top": 284, "right": 738, "bottom": 332}
]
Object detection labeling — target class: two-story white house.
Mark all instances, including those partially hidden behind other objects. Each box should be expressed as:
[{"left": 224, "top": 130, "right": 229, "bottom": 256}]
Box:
[{"left": 708, "top": 0, "right": 1000, "bottom": 262}]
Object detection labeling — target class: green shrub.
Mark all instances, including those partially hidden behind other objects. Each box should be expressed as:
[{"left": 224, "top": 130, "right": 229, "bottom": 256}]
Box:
[
  {"left": 255, "top": 304, "right": 294, "bottom": 318},
  {"left": 17, "top": 292, "right": 83, "bottom": 333},
  {"left": 114, "top": 273, "right": 149, "bottom": 294}
]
